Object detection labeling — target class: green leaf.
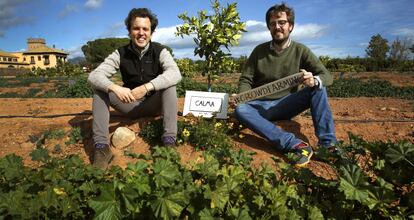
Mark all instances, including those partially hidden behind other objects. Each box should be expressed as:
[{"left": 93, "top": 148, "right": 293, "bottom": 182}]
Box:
[
  {"left": 230, "top": 206, "right": 252, "bottom": 220},
  {"left": 0, "top": 190, "right": 26, "bottom": 216},
  {"left": 209, "top": 181, "right": 229, "bottom": 210},
  {"left": 88, "top": 183, "right": 121, "bottom": 220},
  {"left": 307, "top": 205, "right": 324, "bottom": 220},
  {"left": 365, "top": 186, "right": 396, "bottom": 210},
  {"left": 339, "top": 165, "right": 369, "bottom": 203},
  {"left": 30, "top": 148, "right": 50, "bottom": 162},
  {"left": 151, "top": 191, "right": 188, "bottom": 219},
  {"left": 198, "top": 208, "right": 216, "bottom": 220},
  {"left": 153, "top": 159, "right": 181, "bottom": 188},
  {"left": 0, "top": 154, "right": 25, "bottom": 181},
  {"left": 385, "top": 142, "right": 414, "bottom": 165},
  {"left": 120, "top": 185, "right": 141, "bottom": 214}
]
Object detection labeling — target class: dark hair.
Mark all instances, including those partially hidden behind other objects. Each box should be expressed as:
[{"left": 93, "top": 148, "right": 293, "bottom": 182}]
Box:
[
  {"left": 265, "top": 2, "right": 295, "bottom": 29},
  {"left": 124, "top": 8, "right": 158, "bottom": 33}
]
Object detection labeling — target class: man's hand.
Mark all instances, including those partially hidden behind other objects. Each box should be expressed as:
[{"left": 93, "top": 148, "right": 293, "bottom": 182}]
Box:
[
  {"left": 108, "top": 84, "right": 136, "bottom": 103},
  {"left": 131, "top": 85, "right": 147, "bottom": 100},
  {"left": 229, "top": 93, "right": 238, "bottom": 108},
  {"left": 300, "top": 69, "right": 316, "bottom": 87}
]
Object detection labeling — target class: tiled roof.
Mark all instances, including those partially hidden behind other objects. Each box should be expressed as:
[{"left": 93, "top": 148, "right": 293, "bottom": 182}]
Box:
[
  {"left": 24, "top": 46, "right": 68, "bottom": 54},
  {"left": 0, "top": 50, "right": 19, "bottom": 58}
]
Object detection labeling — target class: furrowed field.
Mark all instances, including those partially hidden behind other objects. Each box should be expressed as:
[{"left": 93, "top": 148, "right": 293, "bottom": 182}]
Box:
[{"left": 0, "top": 67, "right": 413, "bottom": 219}]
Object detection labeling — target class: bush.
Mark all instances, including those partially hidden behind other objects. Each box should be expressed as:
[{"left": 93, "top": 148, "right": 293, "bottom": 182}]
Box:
[
  {"left": 328, "top": 78, "right": 414, "bottom": 100},
  {"left": 177, "top": 77, "right": 236, "bottom": 97},
  {"left": 56, "top": 76, "right": 93, "bottom": 98}
]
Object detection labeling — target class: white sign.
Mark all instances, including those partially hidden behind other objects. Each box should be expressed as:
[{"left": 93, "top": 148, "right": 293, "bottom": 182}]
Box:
[{"left": 183, "top": 90, "right": 229, "bottom": 119}]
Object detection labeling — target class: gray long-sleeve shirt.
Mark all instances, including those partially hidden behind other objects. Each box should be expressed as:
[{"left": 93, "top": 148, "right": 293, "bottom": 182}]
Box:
[{"left": 88, "top": 45, "right": 181, "bottom": 93}]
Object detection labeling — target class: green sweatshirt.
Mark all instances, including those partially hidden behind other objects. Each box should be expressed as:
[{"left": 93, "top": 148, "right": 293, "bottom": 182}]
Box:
[{"left": 238, "top": 40, "right": 333, "bottom": 100}]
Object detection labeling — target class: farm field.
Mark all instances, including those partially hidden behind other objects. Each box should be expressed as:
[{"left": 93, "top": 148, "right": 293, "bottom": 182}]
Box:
[
  {"left": 0, "top": 72, "right": 413, "bottom": 169},
  {"left": 0, "top": 71, "right": 413, "bottom": 218}
]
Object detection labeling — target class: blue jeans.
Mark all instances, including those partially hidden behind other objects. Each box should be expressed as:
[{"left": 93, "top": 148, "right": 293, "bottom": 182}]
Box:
[{"left": 235, "top": 87, "right": 337, "bottom": 152}]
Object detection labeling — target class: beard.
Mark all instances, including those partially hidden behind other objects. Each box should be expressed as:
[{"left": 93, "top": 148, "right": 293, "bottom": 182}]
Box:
[
  {"left": 271, "top": 31, "right": 290, "bottom": 46},
  {"left": 272, "top": 38, "right": 287, "bottom": 45}
]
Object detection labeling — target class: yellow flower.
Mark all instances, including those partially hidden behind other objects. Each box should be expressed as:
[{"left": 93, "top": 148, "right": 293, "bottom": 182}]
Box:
[
  {"left": 227, "top": 122, "right": 234, "bottom": 129},
  {"left": 214, "top": 122, "right": 222, "bottom": 128},
  {"left": 239, "top": 124, "right": 243, "bottom": 129},
  {"left": 194, "top": 179, "right": 203, "bottom": 186},
  {"left": 182, "top": 128, "right": 190, "bottom": 137},
  {"left": 238, "top": 134, "right": 245, "bottom": 139},
  {"left": 53, "top": 187, "right": 67, "bottom": 196}
]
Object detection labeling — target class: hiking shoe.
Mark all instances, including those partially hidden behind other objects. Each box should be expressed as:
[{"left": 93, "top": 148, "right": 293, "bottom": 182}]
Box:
[
  {"left": 93, "top": 143, "right": 114, "bottom": 170},
  {"left": 292, "top": 142, "right": 314, "bottom": 167},
  {"left": 162, "top": 136, "right": 176, "bottom": 146}
]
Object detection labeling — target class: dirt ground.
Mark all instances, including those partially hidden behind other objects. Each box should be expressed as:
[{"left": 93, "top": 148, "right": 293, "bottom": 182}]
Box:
[
  {"left": 0, "top": 72, "right": 413, "bottom": 179},
  {"left": 0, "top": 97, "right": 413, "bottom": 175}
]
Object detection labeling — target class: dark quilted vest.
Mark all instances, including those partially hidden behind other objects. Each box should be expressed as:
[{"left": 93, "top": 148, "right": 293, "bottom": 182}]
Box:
[{"left": 118, "top": 41, "right": 165, "bottom": 89}]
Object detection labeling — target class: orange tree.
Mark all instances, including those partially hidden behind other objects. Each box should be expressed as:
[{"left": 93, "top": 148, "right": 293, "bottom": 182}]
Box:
[{"left": 175, "top": 0, "right": 245, "bottom": 91}]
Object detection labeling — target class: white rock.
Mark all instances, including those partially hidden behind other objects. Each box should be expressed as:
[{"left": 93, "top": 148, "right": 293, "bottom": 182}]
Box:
[{"left": 111, "top": 127, "right": 136, "bottom": 149}]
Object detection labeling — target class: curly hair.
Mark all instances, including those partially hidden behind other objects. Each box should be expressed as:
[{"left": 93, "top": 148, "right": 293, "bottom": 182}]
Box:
[
  {"left": 124, "top": 8, "right": 158, "bottom": 33},
  {"left": 265, "top": 2, "right": 295, "bottom": 29}
]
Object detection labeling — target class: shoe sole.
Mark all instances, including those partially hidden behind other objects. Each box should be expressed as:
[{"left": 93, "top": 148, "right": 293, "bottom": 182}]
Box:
[{"left": 294, "top": 150, "right": 314, "bottom": 168}]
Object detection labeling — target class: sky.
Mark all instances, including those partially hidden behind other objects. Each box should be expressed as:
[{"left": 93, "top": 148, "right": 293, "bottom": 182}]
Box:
[{"left": 1, "top": 0, "right": 413, "bottom": 60}]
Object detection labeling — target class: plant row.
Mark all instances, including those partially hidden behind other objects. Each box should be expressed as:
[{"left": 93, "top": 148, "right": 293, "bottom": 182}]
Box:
[{"left": 0, "top": 117, "right": 413, "bottom": 219}]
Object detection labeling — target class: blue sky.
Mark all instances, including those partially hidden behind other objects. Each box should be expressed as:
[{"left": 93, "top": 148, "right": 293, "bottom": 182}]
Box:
[{"left": 1, "top": 0, "right": 413, "bottom": 59}]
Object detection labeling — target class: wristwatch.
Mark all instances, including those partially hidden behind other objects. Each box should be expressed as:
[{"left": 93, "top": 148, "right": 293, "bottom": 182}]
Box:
[{"left": 314, "top": 77, "right": 319, "bottom": 88}]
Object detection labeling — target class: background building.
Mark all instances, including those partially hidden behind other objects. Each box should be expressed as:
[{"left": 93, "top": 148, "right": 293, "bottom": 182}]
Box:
[{"left": 0, "top": 38, "right": 68, "bottom": 70}]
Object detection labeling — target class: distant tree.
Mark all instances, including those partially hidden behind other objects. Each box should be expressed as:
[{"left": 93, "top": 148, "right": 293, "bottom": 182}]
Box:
[
  {"left": 389, "top": 37, "right": 411, "bottom": 61},
  {"left": 176, "top": 0, "right": 246, "bottom": 91},
  {"left": 164, "top": 45, "right": 174, "bottom": 57},
  {"left": 175, "top": 58, "right": 196, "bottom": 77},
  {"left": 410, "top": 44, "right": 414, "bottom": 53},
  {"left": 81, "top": 38, "right": 129, "bottom": 67},
  {"left": 365, "top": 34, "right": 389, "bottom": 60},
  {"left": 319, "top": 55, "right": 331, "bottom": 67}
]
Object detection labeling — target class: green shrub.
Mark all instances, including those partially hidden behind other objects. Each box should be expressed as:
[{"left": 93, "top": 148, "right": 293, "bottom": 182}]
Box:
[
  {"left": 177, "top": 77, "right": 236, "bottom": 97},
  {"left": 66, "top": 127, "right": 83, "bottom": 145},
  {"left": 56, "top": 77, "right": 93, "bottom": 98},
  {"left": 140, "top": 117, "right": 234, "bottom": 150},
  {"left": 328, "top": 78, "right": 414, "bottom": 100}
]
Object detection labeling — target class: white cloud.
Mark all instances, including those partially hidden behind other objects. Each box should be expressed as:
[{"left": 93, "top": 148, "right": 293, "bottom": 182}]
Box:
[
  {"left": 85, "top": 0, "right": 103, "bottom": 9},
  {"left": 67, "top": 46, "right": 84, "bottom": 59},
  {"left": 59, "top": 4, "right": 79, "bottom": 18},
  {"left": 307, "top": 44, "right": 350, "bottom": 58},
  {"left": 291, "top": 23, "right": 330, "bottom": 40},
  {"left": 151, "top": 20, "right": 330, "bottom": 58},
  {"left": 238, "top": 20, "right": 270, "bottom": 46},
  {"left": 392, "top": 28, "right": 414, "bottom": 38},
  {"left": 152, "top": 25, "right": 196, "bottom": 49}
]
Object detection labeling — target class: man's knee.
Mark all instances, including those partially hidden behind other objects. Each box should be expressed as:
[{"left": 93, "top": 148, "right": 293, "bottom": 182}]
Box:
[{"left": 235, "top": 103, "right": 251, "bottom": 118}]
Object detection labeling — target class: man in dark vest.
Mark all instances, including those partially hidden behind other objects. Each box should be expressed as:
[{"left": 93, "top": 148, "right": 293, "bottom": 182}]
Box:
[{"left": 88, "top": 8, "right": 182, "bottom": 169}]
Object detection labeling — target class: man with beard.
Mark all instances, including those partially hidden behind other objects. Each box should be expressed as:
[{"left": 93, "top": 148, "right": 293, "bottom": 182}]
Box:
[
  {"left": 234, "top": 3, "right": 337, "bottom": 167},
  {"left": 88, "top": 8, "right": 181, "bottom": 169}
]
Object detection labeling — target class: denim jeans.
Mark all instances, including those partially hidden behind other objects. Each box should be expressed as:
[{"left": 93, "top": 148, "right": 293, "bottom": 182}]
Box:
[{"left": 235, "top": 87, "right": 337, "bottom": 152}]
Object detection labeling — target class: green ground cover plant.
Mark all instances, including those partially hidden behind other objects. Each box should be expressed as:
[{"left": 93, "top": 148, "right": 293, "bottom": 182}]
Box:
[
  {"left": 328, "top": 78, "right": 414, "bottom": 100},
  {"left": 0, "top": 127, "right": 413, "bottom": 219}
]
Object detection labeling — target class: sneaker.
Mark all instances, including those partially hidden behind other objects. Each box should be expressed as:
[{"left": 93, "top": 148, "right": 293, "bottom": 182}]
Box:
[
  {"left": 93, "top": 143, "right": 114, "bottom": 170},
  {"left": 291, "top": 142, "right": 314, "bottom": 167},
  {"left": 162, "top": 136, "right": 176, "bottom": 146}
]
